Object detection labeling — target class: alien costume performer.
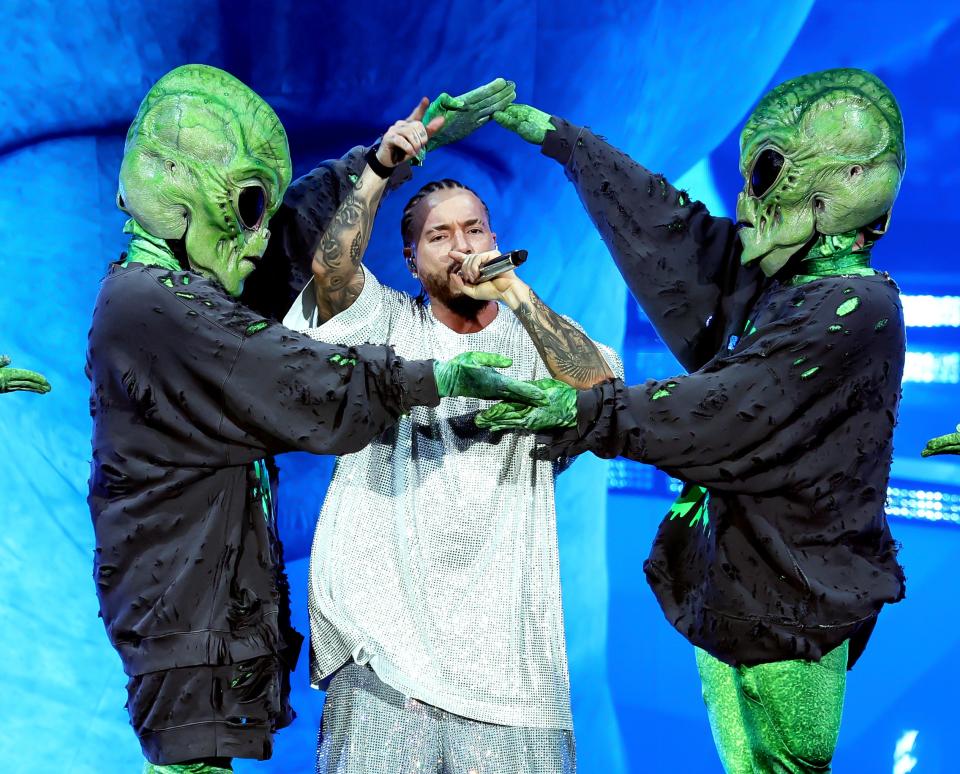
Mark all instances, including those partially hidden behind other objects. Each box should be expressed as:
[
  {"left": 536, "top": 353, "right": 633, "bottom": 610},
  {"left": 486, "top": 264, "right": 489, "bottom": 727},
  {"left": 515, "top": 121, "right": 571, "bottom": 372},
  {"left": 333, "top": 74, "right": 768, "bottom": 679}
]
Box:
[
  {"left": 486, "top": 69, "right": 907, "bottom": 772},
  {"left": 87, "top": 65, "right": 542, "bottom": 772}
]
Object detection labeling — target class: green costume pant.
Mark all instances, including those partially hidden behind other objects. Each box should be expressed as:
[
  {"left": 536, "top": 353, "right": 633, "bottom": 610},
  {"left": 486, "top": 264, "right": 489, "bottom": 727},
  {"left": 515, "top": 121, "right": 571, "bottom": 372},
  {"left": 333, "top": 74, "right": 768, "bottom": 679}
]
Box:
[
  {"left": 143, "top": 762, "right": 231, "bottom": 773},
  {"left": 695, "top": 641, "right": 848, "bottom": 774}
]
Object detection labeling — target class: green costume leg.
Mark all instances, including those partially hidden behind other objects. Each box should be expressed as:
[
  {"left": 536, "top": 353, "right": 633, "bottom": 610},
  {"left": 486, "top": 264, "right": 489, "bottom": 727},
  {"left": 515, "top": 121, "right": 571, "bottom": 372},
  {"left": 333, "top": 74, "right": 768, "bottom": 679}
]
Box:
[
  {"left": 697, "top": 642, "right": 848, "bottom": 774},
  {"left": 739, "top": 641, "right": 848, "bottom": 773},
  {"left": 696, "top": 647, "right": 757, "bottom": 774},
  {"left": 143, "top": 761, "right": 232, "bottom": 773}
]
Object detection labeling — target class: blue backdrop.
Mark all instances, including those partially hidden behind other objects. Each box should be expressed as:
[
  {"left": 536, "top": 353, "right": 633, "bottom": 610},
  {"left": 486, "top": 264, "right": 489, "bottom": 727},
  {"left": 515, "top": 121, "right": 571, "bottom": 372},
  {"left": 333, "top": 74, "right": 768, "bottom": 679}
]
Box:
[{"left": 1, "top": 1, "right": 958, "bottom": 772}]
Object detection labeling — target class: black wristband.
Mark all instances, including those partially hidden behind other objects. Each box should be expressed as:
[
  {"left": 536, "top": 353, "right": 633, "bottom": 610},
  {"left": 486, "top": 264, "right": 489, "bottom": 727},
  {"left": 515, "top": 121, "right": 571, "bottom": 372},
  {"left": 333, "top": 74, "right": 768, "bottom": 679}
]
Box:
[{"left": 365, "top": 145, "right": 394, "bottom": 180}]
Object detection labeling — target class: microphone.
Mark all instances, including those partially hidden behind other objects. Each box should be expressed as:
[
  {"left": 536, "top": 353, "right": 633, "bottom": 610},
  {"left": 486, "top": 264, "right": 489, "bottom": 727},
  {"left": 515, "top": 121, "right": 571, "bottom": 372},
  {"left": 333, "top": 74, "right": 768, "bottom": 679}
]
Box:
[{"left": 476, "top": 250, "right": 528, "bottom": 281}]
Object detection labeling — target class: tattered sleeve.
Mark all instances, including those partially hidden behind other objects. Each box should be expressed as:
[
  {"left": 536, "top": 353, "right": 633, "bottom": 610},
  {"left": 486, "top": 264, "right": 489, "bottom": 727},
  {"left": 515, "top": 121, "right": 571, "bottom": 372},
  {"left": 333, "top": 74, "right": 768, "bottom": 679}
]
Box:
[
  {"left": 549, "top": 279, "right": 904, "bottom": 493},
  {"left": 217, "top": 318, "right": 438, "bottom": 461},
  {"left": 542, "top": 117, "right": 759, "bottom": 371}
]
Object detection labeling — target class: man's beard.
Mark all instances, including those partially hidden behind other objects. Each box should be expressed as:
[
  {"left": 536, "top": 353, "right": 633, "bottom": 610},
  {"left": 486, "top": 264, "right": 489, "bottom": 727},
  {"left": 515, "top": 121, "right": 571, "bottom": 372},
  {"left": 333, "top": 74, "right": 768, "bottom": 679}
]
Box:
[{"left": 421, "top": 272, "right": 487, "bottom": 319}]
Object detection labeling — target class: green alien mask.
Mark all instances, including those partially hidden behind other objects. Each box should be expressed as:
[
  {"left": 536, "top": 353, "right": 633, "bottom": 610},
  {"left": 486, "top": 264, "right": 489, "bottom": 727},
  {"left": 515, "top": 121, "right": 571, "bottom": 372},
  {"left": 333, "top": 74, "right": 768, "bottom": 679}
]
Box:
[
  {"left": 736, "top": 68, "right": 905, "bottom": 276},
  {"left": 118, "top": 64, "right": 293, "bottom": 295}
]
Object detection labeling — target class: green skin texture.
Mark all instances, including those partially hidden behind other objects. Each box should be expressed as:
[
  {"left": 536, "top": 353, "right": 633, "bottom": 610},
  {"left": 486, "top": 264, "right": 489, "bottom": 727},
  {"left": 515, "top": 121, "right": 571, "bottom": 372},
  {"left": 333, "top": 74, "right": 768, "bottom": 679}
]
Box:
[
  {"left": 416, "top": 78, "right": 517, "bottom": 163},
  {"left": 474, "top": 377, "right": 574, "bottom": 430},
  {"left": 433, "top": 353, "right": 548, "bottom": 405},
  {"left": 119, "top": 64, "right": 292, "bottom": 297},
  {"left": 736, "top": 68, "right": 905, "bottom": 276},
  {"left": 922, "top": 425, "right": 960, "bottom": 457},
  {"left": 696, "top": 642, "right": 848, "bottom": 774},
  {"left": 144, "top": 764, "right": 231, "bottom": 774},
  {"left": 489, "top": 70, "right": 905, "bottom": 772},
  {"left": 493, "top": 104, "right": 555, "bottom": 145},
  {"left": 0, "top": 355, "right": 50, "bottom": 394}
]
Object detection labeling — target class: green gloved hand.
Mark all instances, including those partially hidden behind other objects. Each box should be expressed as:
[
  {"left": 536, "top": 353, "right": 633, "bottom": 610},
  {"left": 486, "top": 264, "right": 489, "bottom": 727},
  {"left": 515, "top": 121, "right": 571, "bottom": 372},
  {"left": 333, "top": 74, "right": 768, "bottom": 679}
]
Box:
[
  {"left": 0, "top": 355, "right": 51, "bottom": 394},
  {"left": 493, "top": 103, "right": 556, "bottom": 145},
  {"left": 433, "top": 352, "right": 548, "bottom": 405},
  {"left": 416, "top": 77, "right": 517, "bottom": 162},
  {"left": 922, "top": 425, "right": 960, "bottom": 457},
  {"left": 144, "top": 762, "right": 232, "bottom": 773},
  {"left": 475, "top": 378, "right": 577, "bottom": 431}
]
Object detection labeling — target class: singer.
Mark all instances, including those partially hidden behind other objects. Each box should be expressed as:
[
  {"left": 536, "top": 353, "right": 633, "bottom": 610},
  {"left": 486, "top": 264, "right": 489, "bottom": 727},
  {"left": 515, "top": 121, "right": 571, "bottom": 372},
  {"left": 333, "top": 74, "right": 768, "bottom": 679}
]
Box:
[{"left": 282, "top": 88, "right": 621, "bottom": 773}]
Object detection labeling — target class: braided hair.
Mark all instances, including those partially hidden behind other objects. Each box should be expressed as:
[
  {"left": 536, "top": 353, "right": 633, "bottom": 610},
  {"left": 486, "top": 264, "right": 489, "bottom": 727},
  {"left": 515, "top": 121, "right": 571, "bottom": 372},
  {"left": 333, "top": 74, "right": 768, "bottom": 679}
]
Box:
[{"left": 400, "top": 179, "right": 492, "bottom": 308}]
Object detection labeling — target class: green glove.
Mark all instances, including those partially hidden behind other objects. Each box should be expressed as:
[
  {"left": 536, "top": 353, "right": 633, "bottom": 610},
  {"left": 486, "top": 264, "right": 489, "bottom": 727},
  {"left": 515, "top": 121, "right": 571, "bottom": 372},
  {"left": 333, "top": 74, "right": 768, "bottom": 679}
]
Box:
[
  {"left": 922, "top": 425, "right": 960, "bottom": 457},
  {"left": 416, "top": 78, "right": 517, "bottom": 162},
  {"left": 0, "top": 355, "right": 51, "bottom": 394},
  {"left": 144, "top": 763, "right": 231, "bottom": 774},
  {"left": 475, "top": 378, "right": 577, "bottom": 431},
  {"left": 493, "top": 103, "right": 556, "bottom": 145},
  {"left": 433, "top": 352, "right": 548, "bottom": 405}
]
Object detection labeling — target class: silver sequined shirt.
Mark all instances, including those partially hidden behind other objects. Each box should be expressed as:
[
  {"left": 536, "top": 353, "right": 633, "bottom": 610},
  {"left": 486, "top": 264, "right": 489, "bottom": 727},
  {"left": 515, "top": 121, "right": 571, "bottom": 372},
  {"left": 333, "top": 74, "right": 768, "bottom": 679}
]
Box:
[{"left": 283, "top": 268, "right": 621, "bottom": 730}]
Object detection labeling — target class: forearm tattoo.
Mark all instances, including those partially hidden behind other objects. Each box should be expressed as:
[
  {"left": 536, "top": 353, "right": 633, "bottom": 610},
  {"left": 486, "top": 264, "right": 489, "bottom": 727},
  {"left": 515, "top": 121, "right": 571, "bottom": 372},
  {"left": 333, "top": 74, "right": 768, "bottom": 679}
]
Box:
[
  {"left": 313, "top": 178, "right": 378, "bottom": 322},
  {"left": 513, "top": 290, "right": 614, "bottom": 388}
]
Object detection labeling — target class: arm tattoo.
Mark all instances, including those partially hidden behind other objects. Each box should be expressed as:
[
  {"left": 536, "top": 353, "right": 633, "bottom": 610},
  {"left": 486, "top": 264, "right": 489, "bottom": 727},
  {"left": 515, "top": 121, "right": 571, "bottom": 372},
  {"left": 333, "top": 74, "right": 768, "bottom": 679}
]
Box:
[
  {"left": 313, "top": 176, "right": 382, "bottom": 322},
  {"left": 513, "top": 290, "right": 614, "bottom": 388}
]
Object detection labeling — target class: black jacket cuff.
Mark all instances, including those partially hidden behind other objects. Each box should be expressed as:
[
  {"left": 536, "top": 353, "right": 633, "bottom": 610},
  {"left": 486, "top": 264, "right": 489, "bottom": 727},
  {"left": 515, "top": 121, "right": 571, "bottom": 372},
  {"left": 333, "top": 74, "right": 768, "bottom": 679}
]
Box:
[
  {"left": 541, "top": 116, "right": 583, "bottom": 166},
  {"left": 398, "top": 358, "right": 441, "bottom": 410}
]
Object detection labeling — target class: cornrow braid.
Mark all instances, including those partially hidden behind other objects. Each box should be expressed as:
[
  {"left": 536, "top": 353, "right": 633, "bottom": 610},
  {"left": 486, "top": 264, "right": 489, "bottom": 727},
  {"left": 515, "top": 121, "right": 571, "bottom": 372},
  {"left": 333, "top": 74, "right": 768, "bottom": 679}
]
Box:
[{"left": 400, "top": 178, "right": 491, "bottom": 248}]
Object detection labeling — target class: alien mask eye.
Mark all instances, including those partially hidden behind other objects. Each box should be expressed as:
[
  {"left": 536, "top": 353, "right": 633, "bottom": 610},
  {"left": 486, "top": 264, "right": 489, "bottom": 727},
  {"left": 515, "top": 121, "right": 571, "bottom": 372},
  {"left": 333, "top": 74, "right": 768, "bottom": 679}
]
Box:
[
  {"left": 237, "top": 185, "right": 267, "bottom": 230},
  {"left": 749, "top": 148, "right": 785, "bottom": 198}
]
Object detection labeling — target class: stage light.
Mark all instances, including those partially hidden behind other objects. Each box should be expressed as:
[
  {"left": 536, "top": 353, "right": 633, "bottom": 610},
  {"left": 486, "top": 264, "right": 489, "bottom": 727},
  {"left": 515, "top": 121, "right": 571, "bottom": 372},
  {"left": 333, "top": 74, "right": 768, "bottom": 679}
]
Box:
[
  {"left": 902, "top": 351, "right": 960, "bottom": 383},
  {"left": 886, "top": 487, "right": 960, "bottom": 525},
  {"left": 610, "top": 466, "right": 960, "bottom": 526},
  {"left": 902, "top": 295, "right": 960, "bottom": 327}
]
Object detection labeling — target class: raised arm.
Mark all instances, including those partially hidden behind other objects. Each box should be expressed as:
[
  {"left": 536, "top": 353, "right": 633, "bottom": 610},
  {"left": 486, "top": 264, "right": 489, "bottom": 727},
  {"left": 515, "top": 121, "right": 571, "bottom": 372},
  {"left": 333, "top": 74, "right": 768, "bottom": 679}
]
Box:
[
  {"left": 495, "top": 103, "right": 758, "bottom": 372},
  {"left": 310, "top": 80, "right": 517, "bottom": 325},
  {"left": 240, "top": 144, "right": 405, "bottom": 321},
  {"left": 310, "top": 100, "right": 443, "bottom": 323},
  {"left": 456, "top": 252, "right": 615, "bottom": 389}
]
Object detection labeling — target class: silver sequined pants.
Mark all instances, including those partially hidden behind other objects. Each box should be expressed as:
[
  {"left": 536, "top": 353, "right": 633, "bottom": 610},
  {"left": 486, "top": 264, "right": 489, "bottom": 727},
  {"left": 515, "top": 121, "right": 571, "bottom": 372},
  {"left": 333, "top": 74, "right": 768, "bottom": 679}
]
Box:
[{"left": 316, "top": 662, "right": 576, "bottom": 774}]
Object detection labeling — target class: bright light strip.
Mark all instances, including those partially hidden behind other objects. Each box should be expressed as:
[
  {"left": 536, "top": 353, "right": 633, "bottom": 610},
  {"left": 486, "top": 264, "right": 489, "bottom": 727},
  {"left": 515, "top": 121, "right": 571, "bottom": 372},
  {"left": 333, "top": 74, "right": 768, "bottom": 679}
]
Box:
[
  {"left": 902, "top": 351, "right": 960, "bottom": 384},
  {"left": 609, "top": 463, "right": 960, "bottom": 526},
  {"left": 902, "top": 295, "right": 960, "bottom": 327},
  {"left": 886, "top": 487, "right": 960, "bottom": 525}
]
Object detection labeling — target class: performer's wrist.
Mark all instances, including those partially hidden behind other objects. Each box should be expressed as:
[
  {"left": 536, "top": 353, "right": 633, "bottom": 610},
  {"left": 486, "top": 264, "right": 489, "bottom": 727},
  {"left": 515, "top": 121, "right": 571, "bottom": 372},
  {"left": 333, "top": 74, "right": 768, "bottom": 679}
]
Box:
[
  {"left": 365, "top": 145, "right": 394, "bottom": 179},
  {"left": 501, "top": 279, "right": 531, "bottom": 311}
]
